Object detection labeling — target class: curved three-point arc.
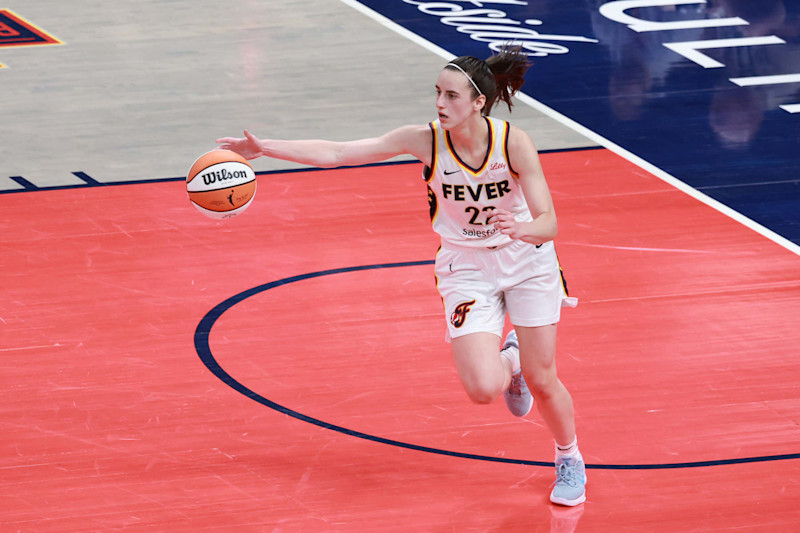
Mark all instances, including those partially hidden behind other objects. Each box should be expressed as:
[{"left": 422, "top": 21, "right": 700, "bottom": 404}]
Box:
[{"left": 193, "top": 260, "right": 800, "bottom": 470}]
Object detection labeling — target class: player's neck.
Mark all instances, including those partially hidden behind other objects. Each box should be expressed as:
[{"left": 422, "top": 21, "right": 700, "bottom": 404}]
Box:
[{"left": 448, "top": 114, "right": 489, "bottom": 155}]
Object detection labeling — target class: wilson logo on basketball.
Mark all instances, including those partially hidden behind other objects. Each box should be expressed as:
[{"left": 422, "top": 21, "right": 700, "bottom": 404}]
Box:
[
  {"left": 201, "top": 168, "right": 249, "bottom": 186},
  {"left": 186, "top": 150, "right": 256, "bottom": 220},
  {"left": 450, "top": 299, "right": 476, "bottom": 328}
]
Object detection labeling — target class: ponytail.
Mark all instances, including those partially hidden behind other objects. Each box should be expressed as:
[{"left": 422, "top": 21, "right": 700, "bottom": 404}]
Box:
[
  {"left": 485, "top": 45, "right": 531, "bottom": 114},
  {"left": 444, "top": 45, "right": 531, "bottom": 116}
]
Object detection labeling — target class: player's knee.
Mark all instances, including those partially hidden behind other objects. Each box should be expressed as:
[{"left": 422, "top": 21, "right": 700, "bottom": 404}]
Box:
[
  {"left": 463, "top": 380, "right": 502, "bottom": 404},
  {"left": 523, "top": 367, "right": 559, "bottom": 399}
]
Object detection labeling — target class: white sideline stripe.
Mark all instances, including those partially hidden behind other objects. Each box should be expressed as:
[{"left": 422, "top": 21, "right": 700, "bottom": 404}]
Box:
[
  {"left": 730, "top": 74, "right": 800, "bottom": 86},
  {"left": 338, "top": 0, "right": 800, "bottom": 257}
]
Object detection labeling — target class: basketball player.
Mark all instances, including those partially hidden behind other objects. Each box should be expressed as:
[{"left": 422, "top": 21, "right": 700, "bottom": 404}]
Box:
[{"left": 216, "top": 47, "right": 586, "bottom": 507}]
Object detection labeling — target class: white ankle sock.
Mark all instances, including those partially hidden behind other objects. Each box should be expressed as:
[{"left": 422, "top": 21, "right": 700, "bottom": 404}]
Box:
[
  {"left": 499, "top": 345, "right": 520, "bottom": 374},
  {"left": 555, "top": 436, "right": 580, "bottom": 459}
]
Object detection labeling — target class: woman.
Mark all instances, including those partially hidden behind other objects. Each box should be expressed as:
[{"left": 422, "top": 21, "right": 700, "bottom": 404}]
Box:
[{"left": 216, "top": 47, "right": 586, "bottom": 507}]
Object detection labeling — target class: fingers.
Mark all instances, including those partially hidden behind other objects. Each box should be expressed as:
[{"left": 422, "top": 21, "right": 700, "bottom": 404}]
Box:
[
  {"left": 487, "top": 208, "right": 517, "bottom": 236},
  {"left": 215, "top": 135, "right": 245, "bottom": 155},
  {"left": 487, "top": 208, "right": 511, "bottom": 225},
  {"left": 216, "top": 130, "right": 252, "bottom": 144},
  {"left": 497, "top": 224, "right": 515, "bottom": 235},
  {"left": 488, "top": 210, "right": 546, "bottom": 243}
]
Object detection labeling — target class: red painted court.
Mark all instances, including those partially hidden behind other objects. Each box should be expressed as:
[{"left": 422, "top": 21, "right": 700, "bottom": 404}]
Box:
[{"left": 2, "top": 148, "right": 799, "bottom": 531}]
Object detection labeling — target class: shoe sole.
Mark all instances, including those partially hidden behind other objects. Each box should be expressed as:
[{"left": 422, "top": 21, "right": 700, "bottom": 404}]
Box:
[{"left": 550, "top": 493, "right": 586, "bottom": 507}]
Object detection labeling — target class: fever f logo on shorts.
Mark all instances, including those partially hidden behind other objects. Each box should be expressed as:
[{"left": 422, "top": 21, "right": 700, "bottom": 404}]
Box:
[{"left": 450, "top": 299, "right": 476, "bottom": 328}]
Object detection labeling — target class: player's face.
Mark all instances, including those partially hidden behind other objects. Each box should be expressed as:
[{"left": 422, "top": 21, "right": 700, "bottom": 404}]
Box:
[{"left": 435, "top": 69, "right": 483, "bottom": 129}]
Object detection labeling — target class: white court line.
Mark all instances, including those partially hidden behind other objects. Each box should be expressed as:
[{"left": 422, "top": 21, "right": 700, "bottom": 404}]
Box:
[
  {"left": 339, "top": 0, "right": 800, "bottom": 257},
  {"left": 589, "top": 279, "right": 800, "bottom": 304},
  {"left": 0, "top": 344, "right": 63, "bottom": 352},
  {"left": 730, "top": 74, "right": 800, "bottom": 86},
  {"left": 559, "top": 241, "right": 720, "bottom": 254}
]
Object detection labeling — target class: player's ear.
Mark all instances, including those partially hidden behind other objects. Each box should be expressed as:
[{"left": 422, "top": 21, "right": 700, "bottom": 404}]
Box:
[{"left": 473, "top": 94, "right": 486, "bottom": 113}]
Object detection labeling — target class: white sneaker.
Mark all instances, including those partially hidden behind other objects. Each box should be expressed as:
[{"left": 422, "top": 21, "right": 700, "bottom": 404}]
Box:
[{"left": 550, "top": 455, "right": 587, "bottom": 506}]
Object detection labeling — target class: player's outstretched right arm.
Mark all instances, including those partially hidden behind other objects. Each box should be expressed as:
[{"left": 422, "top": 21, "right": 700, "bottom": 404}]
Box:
[{"left": 215, "top": 125, "right": 431, "bottom": 169}]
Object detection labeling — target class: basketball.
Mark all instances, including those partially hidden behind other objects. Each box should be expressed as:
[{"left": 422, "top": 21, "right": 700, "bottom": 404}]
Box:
[{"left": 186, "top": 150, "right": 256, "bottom": 219}]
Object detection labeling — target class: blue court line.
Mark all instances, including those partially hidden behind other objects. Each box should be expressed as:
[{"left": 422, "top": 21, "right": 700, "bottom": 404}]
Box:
[
  {"left": 0, "top": 146, "right": 602, "bottom": 195},
  {"left": 9, "top": 176, "right": 37, "bottom": 190},
  {"left": 194, "top": 260, "right": 800, "bottom": 471},
  {"left": 73, "top": 171, "right": 102, "bottom": 186}
]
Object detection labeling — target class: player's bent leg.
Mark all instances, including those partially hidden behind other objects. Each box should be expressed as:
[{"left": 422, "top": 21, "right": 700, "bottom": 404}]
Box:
[{"left": 451, "top": 332, "right": 509, "bottom": 404}]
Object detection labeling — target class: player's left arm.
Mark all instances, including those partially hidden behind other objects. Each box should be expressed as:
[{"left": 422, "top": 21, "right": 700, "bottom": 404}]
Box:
[{"left": 490, "top": 125, "right": 558, "bottom": 244}]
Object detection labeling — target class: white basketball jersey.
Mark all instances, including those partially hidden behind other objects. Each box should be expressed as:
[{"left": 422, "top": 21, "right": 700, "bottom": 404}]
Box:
[{"left": 424, "top": 117, "right": 533, "bottom": 248}]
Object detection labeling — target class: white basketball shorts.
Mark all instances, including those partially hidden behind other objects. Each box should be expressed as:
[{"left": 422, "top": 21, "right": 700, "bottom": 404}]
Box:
[{"left": 434, "top": 239, "right": 577, "bottom": 342}]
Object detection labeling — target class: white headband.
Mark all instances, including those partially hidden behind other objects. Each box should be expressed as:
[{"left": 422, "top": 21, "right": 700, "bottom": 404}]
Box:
[{"left": 446, "top": 62, "right": 483, "bottom": 96}]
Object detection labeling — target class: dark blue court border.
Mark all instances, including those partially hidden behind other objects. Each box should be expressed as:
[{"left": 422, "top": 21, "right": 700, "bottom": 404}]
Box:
[
  {"left": 194, "top": 260, "right": 800, "bottom": 470},
  {"left": 1, "top": 147, "right": 602, "bottom": 195}
]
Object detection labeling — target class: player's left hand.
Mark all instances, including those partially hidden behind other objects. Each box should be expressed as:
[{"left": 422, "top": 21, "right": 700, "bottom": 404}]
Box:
[
  {"left": 489, "top": 208, "right": 524, "bottom": 239},
  {"left": 489, "top": 208, "right": 549, "bottom": 244}
]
